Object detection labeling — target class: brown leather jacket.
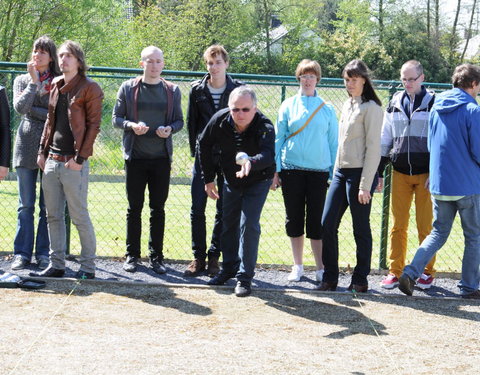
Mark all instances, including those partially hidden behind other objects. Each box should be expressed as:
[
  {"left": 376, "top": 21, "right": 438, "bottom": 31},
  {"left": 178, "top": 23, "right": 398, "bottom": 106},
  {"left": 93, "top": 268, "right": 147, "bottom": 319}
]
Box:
[{"left": 39, "top": 74, "right": 104, "bottom": 160}]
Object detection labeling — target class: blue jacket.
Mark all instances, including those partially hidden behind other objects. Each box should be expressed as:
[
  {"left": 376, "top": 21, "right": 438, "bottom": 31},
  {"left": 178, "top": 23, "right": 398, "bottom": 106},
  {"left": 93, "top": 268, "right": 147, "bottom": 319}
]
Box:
[
  {"left": 275, "top": 90, "right": 338, "bottom": 174},
  {"left": 428, "top": 87, "right": 480, "bottom": 195}
]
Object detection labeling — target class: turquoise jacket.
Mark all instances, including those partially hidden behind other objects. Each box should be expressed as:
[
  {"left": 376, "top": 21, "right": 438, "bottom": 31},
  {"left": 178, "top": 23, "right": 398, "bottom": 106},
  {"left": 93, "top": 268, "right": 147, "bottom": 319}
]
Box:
[{"left": 275, "top": 90, "right": 338, "bottom": 175}]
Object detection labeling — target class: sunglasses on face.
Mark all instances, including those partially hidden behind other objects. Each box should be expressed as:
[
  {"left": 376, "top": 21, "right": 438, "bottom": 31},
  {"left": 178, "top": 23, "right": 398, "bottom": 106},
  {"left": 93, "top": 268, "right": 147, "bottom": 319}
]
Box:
[{"left": 230, "top": 107, "right": 253, "bottom": 113}]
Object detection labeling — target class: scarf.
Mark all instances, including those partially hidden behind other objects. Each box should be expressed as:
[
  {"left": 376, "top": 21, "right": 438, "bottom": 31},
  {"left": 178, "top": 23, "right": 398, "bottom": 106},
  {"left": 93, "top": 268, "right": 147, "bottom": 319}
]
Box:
[{"left": 38, "top": 70, "right": 54, "bottom": 96}]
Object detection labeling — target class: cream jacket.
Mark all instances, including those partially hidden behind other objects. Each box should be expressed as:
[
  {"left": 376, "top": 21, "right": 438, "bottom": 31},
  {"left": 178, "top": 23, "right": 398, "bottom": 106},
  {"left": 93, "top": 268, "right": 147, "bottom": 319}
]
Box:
[{"left": 335, "top": 96, "right": 383, "bottom": 190}]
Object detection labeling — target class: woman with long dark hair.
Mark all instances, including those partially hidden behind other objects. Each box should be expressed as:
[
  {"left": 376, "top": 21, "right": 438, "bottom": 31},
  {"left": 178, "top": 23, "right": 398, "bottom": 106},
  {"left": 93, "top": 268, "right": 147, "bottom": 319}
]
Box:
[
  {"left": 11, "top": 36, "right": 60, "bottom": 271},
  {"left": 317, "top": 59, "right": 383, "bottom": 293}
]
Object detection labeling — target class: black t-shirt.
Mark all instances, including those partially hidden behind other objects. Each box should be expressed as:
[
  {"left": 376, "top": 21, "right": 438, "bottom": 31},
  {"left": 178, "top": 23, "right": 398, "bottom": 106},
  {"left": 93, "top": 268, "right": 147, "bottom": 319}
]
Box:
[{"left": 50, "top": 92, "right": 75, "bottom": 155}]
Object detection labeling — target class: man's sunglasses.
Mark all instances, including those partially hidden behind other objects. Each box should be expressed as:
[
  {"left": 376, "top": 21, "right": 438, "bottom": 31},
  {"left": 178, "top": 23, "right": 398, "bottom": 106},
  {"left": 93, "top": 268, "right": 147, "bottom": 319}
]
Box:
[{"left": 230, "top": 107, "right": 253, "bottom": 113}]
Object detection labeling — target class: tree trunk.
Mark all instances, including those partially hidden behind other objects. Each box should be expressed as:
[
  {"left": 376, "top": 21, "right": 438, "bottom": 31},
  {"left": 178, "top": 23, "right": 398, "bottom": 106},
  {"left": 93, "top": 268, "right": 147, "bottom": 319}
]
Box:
[
  {"left": 461, "top": 0, "right": 478, "bottom": 61},
  {"left": 427, "top": 0, "right": 431, "bottom": 40},
  {"left": 449, "top": 0, "right": 462, "bottom": 65},
  {"left": 378, "top": 0, "right": 384, "bottom": 43}
]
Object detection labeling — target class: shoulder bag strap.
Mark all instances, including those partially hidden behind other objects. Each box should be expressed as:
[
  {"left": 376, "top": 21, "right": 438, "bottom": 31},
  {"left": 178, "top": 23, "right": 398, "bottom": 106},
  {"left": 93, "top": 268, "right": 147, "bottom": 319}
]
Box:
[{"left": 286, "top": 101, "right": 326, "bottom": 140}]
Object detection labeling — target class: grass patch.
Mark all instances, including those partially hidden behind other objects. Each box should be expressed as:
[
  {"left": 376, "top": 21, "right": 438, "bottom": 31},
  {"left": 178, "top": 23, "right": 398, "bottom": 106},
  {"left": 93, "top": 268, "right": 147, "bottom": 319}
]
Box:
[{"left": 0, "top": 177, "right": 464, "bottom": 272}]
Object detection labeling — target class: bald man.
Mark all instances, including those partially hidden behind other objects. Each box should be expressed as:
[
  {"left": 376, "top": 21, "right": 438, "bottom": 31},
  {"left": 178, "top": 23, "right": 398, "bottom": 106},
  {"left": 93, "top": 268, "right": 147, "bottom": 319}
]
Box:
[{"left": 113, "top": 46, "right": 184, "bottom": 274}]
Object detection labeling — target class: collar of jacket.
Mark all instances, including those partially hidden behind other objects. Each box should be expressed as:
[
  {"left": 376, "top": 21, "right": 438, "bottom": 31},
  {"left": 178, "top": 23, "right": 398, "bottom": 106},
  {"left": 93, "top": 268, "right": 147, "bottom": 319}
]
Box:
[
  {"left": 194, "top": 73, "right": 238, "bottom": 91},
  {"left": 53, "top": 74, "right": 85, "bottom": 94},
  {"left": 391, "top": 85, "right": 434, "bottom": 112}
]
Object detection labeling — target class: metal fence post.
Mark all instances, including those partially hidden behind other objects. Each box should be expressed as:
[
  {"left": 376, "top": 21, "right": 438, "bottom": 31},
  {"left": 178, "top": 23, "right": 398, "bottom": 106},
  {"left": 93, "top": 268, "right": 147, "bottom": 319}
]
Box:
[
  {"left": 379, "top": 164, "right": 391, "bottom": 269},
  {"left": 378, "top": 85, "right": 398, "bottom": 270}
]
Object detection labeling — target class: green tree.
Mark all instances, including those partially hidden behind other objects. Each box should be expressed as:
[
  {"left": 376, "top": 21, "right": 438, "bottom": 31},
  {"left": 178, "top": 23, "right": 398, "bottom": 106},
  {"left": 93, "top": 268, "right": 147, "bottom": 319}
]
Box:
[
  {"left": 123, "top": 0, "right": 253, "bottom": 71},
  {"left": 381, "top": 9, "right": 450, "bottom": 82},
  {"left": 0, "top": 0, "right": 125, "bottom": 66}
]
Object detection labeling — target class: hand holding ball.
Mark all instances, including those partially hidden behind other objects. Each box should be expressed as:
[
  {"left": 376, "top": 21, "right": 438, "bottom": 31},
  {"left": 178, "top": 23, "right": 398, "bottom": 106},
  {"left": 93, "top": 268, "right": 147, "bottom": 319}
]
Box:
[{"left": 236, "top": 152, "right": 249, "bottom": 165}]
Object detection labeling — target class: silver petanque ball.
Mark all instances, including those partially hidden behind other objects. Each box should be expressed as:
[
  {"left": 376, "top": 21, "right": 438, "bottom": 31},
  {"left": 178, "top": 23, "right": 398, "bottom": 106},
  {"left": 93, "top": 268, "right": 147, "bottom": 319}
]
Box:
[{"left": 235, "top": 152, "right": 249, "bottom": 165}]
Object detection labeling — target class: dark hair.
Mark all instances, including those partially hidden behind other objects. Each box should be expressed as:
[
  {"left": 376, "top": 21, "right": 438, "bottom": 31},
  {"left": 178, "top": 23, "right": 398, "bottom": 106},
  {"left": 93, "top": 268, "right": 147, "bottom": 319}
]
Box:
[
  {"left": 58, "top": 40, "right": 88, "bottom": 76},
  {"left": 33, "top": 36, "right": 61, "bottom": 76},
  {"left": 342, "top": 59, "right": 381, "bottom": 106},
  {"left": 452, "top": 64, "right": 480, "bottom": 90}
]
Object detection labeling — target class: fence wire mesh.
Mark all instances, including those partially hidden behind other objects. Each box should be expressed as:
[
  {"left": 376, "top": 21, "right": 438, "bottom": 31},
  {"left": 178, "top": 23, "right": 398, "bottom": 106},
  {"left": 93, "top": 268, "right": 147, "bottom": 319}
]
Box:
[{"left": 0, "top": 64, "right": 462, "bottom": 273}]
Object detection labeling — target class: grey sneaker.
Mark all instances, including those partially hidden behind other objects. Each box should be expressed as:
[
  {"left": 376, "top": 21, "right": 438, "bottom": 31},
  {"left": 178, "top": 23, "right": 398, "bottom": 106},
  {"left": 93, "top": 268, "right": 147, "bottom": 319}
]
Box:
[
  {"left": 150, "top": 259, "right": 167, "bottom": 274},
  {"left": 235, "top": 281, "right": 252, "bottom": 297},
  {"left": 123, "top": 256, "right": 138, "bottom": 273},
  {"left": 11, "top": 255, "right": 29, "bottom": 270},
  {"left": 37, "top": 257, "right": 50, "bottom": 270}
]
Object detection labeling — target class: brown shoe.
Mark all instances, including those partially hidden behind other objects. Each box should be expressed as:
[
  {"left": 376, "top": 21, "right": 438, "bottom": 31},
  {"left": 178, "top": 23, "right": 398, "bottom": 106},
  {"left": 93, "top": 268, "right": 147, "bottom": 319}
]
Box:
[
  {"left": 315, "top": 281, "right": 337, "bottom": 291},
  {"left": 207, "top": 256, "right": 220, "bottom": 276},
  {"left": 183, "top": 258, "right": 206, "bottom": 277},
  {"left": 348, "top": 283, "right": 368, "bottom": 293}
]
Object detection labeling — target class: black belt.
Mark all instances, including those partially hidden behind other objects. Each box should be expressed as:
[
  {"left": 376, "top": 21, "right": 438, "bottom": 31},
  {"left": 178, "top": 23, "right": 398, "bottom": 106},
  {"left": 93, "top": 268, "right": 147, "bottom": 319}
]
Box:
[{"left": 48, "top": 153, "right": 74, "bottom": 162}]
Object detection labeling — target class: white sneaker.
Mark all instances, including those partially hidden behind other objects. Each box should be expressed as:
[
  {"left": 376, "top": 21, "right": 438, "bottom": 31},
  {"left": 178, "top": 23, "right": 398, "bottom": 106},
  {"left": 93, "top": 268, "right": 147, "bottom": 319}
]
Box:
[
  {"left": 315, "top": 269, "right": 325, "bottom": 282},
  {"left": 287, "top": 264, "right": 304, "bottom": 282}
]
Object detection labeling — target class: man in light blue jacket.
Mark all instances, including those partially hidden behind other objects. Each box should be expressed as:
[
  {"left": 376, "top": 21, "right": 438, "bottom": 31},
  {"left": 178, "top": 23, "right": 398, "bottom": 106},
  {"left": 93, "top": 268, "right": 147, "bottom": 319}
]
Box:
[{"left": 399, "top": 64, "right": 480, "bottom": 299}]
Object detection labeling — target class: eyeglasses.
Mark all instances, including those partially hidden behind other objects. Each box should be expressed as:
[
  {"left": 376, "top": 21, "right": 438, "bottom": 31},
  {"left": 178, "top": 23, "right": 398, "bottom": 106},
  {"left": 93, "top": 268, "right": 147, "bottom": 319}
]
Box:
[
  {"left": 231, "top": 107, "right": 253, "bottom": 113},
  {"left": 401, "top": 74, "right": 422, "bottom": 83},
  {"left": 299, "top": 74, "right": 317, "bottom": 80}
]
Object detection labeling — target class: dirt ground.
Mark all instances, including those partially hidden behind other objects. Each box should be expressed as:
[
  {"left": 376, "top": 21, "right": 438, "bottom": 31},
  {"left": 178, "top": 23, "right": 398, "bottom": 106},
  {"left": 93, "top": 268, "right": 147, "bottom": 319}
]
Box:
[{"left": 1, "top": 280, "right": 479, "bottom": 375}]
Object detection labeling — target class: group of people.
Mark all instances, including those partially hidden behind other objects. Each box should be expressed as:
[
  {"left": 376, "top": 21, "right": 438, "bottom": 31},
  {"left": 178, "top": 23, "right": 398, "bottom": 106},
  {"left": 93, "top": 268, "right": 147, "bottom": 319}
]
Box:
[
  {"left": 1, "top": 36, "right": 479, "bottom": 299},
  {"left": 2, "top": 37, "right": 103, "bottom": 280}
]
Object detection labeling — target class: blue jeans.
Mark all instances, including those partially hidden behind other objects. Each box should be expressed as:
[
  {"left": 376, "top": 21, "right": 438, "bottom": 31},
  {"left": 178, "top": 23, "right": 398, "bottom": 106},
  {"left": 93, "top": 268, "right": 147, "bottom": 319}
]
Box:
[
  {"left": 403, "top": 195, "right": 480, "bottom": 295},
  {"left": 14, "top": 167, "right": 49, "bottom": 260},
  {"left": 190, "top": 155, "right": 223, "bottom": 260},
  {"left": 221, "top": 179, "right": 271, "bottom": 283},
  {"left": 42, "top": 159, "right": 96, "bottom": 273},
  {"left": 322, "top": 168, "right": 377, "bottom": 286}
]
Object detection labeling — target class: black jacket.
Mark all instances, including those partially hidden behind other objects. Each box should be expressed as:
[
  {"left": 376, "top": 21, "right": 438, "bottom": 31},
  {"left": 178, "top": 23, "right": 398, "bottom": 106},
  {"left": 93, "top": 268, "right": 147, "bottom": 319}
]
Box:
[
  {"left": 187, "top": 73, "right": 242, "bottom": 157},
  {"left": 0, "top": 86, "right": 11, "bottom": 168},
  {"left": 198, "top": 108, "right": 275, "bottom": 189}
]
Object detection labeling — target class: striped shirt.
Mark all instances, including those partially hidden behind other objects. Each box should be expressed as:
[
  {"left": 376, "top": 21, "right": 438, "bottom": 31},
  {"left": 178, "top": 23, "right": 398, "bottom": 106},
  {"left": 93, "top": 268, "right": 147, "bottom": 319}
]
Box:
[{"left": 207, "top": 82, "right": 226, "bottom": 110}]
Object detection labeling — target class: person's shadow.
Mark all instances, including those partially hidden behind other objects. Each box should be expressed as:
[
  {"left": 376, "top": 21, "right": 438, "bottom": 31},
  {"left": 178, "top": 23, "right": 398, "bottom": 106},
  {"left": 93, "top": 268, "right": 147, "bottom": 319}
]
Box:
[
  {"left": 34, "top": 279, "right": 213, "bottom": 316},
  {"left": 261, "top": 292, "right": 386, "bottom": 339},
  {"left": 349, "top": 292, "right": 480, "bottom": 323}
]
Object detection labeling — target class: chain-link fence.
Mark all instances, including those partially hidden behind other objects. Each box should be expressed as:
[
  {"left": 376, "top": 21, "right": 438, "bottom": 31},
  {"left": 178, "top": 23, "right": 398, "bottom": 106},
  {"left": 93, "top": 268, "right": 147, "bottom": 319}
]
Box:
[{"left": 1, "top": 62, "right": 462, "bottom": 273}]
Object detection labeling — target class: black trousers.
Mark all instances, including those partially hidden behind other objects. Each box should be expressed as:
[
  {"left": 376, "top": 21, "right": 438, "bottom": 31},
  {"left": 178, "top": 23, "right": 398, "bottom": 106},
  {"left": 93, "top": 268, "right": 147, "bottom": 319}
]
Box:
[
  {"left": 279, "top": 169, "right": 329, "bottom": 239},
  {"left": 321, "top": 168, "right": 378, "bottom": 286},
  {"left": 125, "top": 158, "right": 170, "bottom": 260}
]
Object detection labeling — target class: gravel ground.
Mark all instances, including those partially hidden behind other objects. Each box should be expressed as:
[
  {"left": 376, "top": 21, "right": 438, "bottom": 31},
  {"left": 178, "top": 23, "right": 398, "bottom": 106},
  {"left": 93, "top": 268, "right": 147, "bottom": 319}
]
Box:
[{"left": 0, "top": 253, "right": 463, "bottom": 298}]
